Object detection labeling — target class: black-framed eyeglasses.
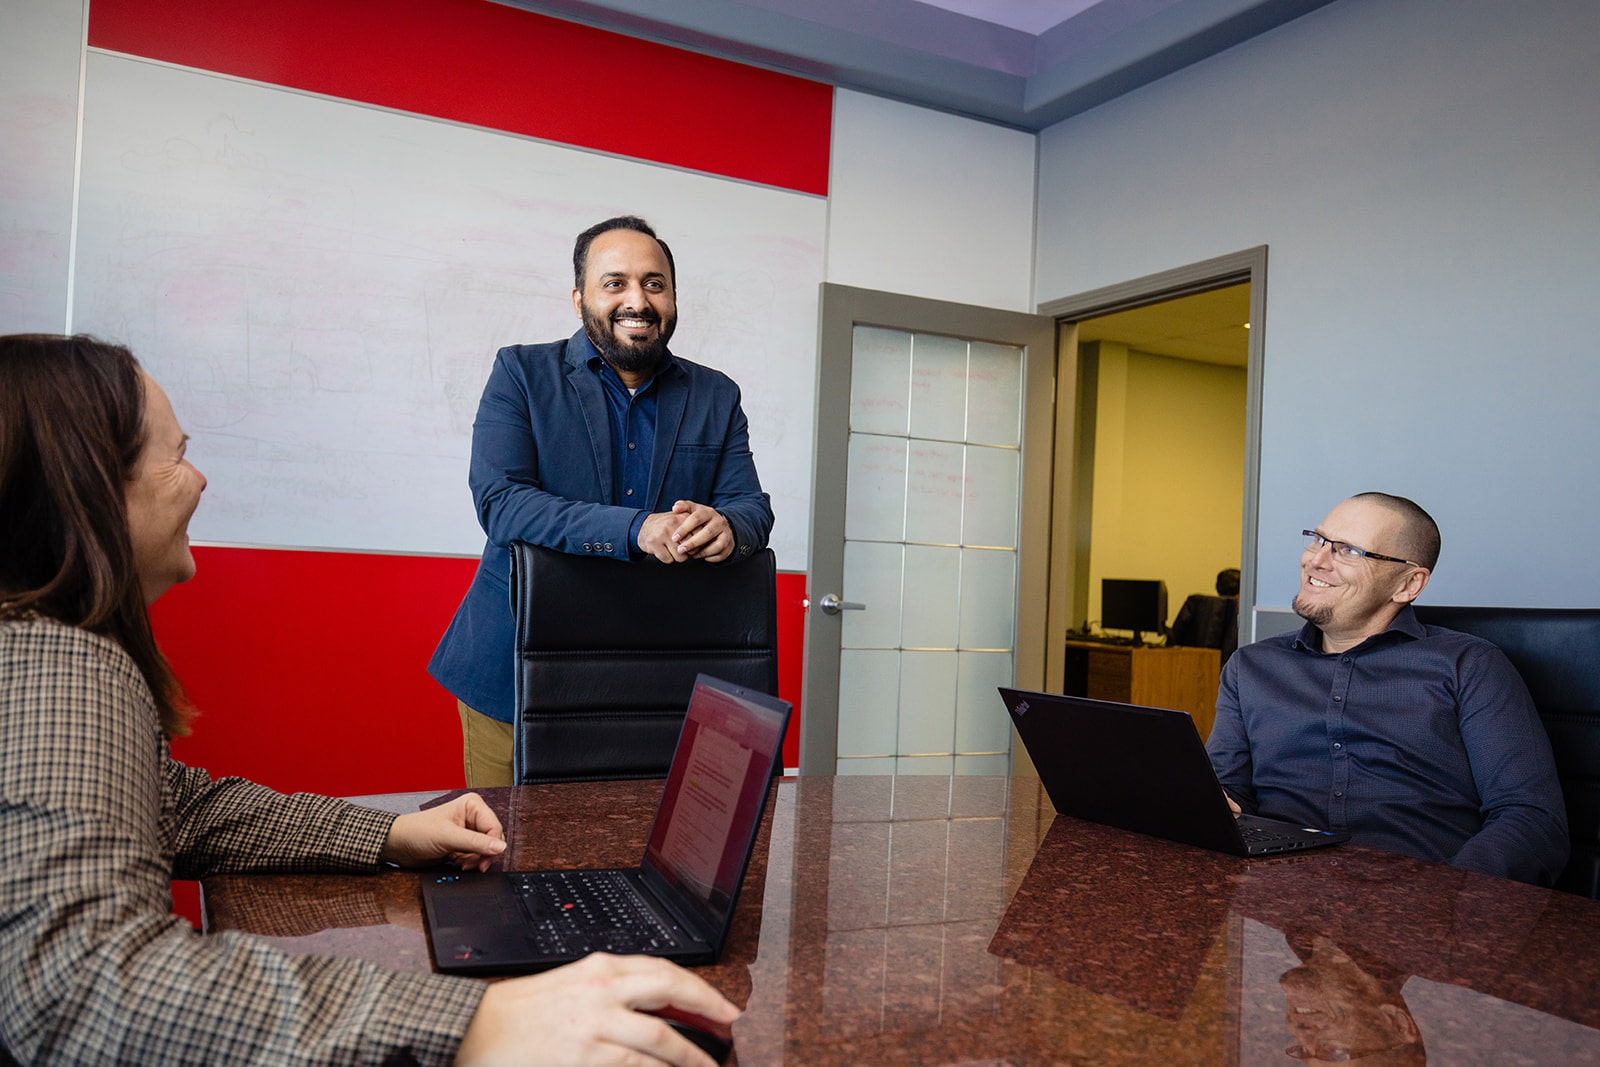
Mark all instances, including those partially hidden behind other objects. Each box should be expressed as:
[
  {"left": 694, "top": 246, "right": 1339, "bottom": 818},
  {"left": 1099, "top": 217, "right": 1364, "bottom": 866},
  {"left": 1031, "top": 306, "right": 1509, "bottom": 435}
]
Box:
[{"left": 1302, "top": 530, "right": 1421, "bottom": 567}]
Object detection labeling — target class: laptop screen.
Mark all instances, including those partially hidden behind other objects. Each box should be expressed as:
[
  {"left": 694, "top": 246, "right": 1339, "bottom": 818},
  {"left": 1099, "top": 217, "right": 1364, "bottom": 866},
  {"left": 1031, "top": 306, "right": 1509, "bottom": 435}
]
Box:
[{"left": 643, "top": 676, "right": 787, "bottom": 921}]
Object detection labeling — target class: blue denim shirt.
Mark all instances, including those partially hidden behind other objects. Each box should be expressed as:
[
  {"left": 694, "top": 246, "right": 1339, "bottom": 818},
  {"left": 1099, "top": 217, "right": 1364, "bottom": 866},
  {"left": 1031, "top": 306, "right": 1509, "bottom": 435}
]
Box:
[{"left": 1207, "top": 605, "right": 1568, "bottom": 885}]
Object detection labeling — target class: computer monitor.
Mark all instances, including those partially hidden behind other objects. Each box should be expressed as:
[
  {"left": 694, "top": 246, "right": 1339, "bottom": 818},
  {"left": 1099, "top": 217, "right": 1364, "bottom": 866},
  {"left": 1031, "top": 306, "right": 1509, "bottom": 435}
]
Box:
[{"left": 1101, "top": 578, "right": 1169, "bottom": 642}]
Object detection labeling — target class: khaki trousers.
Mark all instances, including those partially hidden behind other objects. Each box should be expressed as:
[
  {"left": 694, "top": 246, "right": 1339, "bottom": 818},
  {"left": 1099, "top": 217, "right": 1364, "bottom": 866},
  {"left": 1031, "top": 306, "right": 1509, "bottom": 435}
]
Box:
[{"left": 457, "top": 700, "right": 515, "bottom": 787}]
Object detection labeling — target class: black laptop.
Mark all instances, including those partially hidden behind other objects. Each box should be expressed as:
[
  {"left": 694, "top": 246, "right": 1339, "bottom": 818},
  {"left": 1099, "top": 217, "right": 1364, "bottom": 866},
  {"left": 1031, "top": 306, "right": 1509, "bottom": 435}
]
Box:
[
  {"left": 423, "top": 674, "right": 791, "bottom": 975},
  {"left": 999, "top": 687, "right": 1347, "bottom": 857}
]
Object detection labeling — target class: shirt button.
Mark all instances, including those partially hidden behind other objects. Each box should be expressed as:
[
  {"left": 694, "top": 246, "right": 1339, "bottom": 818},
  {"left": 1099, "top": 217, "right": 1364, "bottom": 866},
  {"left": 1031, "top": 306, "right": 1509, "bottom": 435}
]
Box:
[
  {"left": 1342, "top": 656, "right": 1352, "bottom": 663},
  {"left": 1332, "top": 695, "right": 1342, "bottom": 702},
  {"left": 626, "top": 488, "right": 634, "bottom": 496},
  {"left": 603, "top": 542, "right": 613, "bottom": 552},
  {"left": 1334, "top": 791, "right": 1344, "bottom": 798},
  {"left": 1333, "top": 743, "right": 1343, "bottom": 750},
  {"left": 582, "top": 543, "right": 592, "bottom": 552},
  {"left": 628, "top": 442, "right": 636, "bottom": 451}
]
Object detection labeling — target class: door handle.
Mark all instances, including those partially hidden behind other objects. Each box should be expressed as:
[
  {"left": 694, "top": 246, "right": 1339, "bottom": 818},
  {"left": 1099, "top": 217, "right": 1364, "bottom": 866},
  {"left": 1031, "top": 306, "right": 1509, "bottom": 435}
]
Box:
[{"left": 817, "top": 593, "right": 866, "bottom": 615}]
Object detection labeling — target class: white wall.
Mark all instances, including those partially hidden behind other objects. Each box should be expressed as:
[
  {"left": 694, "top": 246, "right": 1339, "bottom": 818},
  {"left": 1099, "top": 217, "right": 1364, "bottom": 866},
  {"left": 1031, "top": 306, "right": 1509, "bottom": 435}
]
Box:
[
  {"left": 1035, "top": 0, "right": 1600, "bottom": 609},
  {"left": 826, "top": 89, "right": 1037, "bottom": 312},
  {"left": 0, "top": 0, "right": 81, "bottom": 331}
]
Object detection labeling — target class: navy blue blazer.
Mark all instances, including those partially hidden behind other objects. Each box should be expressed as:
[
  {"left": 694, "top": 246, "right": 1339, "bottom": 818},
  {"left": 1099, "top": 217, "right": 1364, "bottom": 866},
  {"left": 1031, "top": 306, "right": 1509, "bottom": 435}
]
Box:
[{"left": 429, "top": 330, "right": 774, "bottom": 721}]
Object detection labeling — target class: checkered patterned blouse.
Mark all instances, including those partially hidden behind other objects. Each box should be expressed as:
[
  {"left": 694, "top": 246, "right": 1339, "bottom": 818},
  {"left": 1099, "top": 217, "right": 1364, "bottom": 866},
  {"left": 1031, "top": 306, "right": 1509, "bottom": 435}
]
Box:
[{"left": 1, "top": 615, "right": 484, "bottom": 1065}]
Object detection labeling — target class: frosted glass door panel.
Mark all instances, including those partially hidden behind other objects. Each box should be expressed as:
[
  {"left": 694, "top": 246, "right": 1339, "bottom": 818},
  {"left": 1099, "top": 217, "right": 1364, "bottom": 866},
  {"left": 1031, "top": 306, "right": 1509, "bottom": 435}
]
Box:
[
  {"left": 904, "top": 439, "right": 965, "bottom": 544},
  {"left": 966, "top": 342, "right": 1024, "bottom": 447},
  {"left": 955, "top": 651, "right": 1015, "bottom": 754},
  {"left": 841, "top": 540, "right": 903, "bottom": 649},
  {"left": 836, "top": 325, "right": 1026, "bottom": 775},
  {"left": 958, "top": 548, "right": 1016, "bottom": 650},
  {"left": 844, "top": 434, "right": 907, "bottom": 541},
  {"left": 848, "top": 326, "right": 912, "bottom": 435},
  {"left": 909, "top": 333, "right": 969, "bottom": 440},
  {"left": 901, "top": 545, "right": 961, "bottom": 649},
  {"left": 838, "top": 649, "right": 902, "bottom": 759},
  {"left": 961, "top": 445, "right": 1019, "bottom": 549},
  {"left": 897, "top": 651, "right": 958, "bottom": 754}
]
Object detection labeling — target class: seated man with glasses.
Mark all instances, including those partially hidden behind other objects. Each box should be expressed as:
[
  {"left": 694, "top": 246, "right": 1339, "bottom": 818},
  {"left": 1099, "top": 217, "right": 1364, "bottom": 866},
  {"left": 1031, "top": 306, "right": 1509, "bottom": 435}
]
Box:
[{"left": 1206, "top": 492, "right": 1568, "bottom": 885}]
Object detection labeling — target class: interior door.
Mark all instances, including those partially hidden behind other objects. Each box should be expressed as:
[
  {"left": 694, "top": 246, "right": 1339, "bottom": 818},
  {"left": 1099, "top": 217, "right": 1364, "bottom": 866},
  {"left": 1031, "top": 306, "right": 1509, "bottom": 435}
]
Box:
[{"left": 800, "top": 284, "right": 1056, "bottom": 775}]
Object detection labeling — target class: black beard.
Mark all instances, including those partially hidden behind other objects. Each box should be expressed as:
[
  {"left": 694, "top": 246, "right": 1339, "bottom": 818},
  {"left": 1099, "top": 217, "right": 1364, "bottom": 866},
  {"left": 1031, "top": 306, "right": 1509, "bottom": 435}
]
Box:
[
  {"left": 1291, "top": 593, "right": 1332, "bottom": 627},
  {"left": 583, "top": 303, "right": 675, "bottom": 377}
]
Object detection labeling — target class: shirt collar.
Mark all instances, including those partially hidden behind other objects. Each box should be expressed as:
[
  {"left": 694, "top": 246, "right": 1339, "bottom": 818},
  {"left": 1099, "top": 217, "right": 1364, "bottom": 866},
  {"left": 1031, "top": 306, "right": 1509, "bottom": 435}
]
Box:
[
  {"left": 575, "top": 328, "right": 680, "bottom": 387},
  {"left": 1293, "top": 603, "right": 1424, "bottom": 654}
]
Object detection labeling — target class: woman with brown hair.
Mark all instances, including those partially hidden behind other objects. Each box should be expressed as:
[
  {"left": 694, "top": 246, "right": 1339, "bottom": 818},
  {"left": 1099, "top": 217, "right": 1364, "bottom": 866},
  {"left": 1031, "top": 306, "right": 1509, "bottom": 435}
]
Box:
[{"left": 0, "top": 334, "right": 735, "bottom": 1065}]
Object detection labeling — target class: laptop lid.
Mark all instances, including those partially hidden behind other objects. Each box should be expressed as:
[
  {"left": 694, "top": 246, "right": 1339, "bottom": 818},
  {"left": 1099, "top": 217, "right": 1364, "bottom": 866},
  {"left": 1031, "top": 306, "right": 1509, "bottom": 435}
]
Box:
[
  {"left": 637, "top": 673, "right": 791, "bottom": 948},
  {"left": 999, "top": 687, "right": 1345, "bottom": 856}
]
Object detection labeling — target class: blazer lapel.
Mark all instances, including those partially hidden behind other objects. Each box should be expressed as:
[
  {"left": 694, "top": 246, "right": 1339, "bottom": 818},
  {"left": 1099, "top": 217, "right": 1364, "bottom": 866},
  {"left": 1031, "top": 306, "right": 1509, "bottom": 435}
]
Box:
[
  {"left": 563, "top": 336, "right": 615, "bottom": 503},
  {"left": 647, "top": 361, "right": 688, "bottom": 511}
]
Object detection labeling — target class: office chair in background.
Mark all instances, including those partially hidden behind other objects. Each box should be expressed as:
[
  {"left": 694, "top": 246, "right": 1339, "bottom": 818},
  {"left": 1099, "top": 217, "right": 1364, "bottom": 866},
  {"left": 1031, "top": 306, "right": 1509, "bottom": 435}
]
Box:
[
  {"left": 508, "top": 541, "right": 780, "bottom": 784},
  {"left": 1412, "top": 605, "right": 1600, "bottom": 898}
]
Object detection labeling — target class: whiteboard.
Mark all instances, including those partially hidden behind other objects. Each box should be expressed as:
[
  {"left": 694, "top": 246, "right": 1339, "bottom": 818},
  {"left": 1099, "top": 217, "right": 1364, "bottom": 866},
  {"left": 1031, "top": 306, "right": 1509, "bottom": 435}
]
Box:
[{"left": 73, "top": 53, "right": 823, "bottom": 568}]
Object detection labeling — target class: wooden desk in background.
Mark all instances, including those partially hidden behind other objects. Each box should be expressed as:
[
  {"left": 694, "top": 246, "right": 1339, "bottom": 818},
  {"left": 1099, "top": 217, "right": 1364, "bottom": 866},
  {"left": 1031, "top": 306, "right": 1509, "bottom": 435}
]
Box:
[
  {"left": 201, "top": 779, "right": 1600, "bottom": 1065},
  {"left": 1063, "top": 639, "right": 1222, "bottom": 738}
]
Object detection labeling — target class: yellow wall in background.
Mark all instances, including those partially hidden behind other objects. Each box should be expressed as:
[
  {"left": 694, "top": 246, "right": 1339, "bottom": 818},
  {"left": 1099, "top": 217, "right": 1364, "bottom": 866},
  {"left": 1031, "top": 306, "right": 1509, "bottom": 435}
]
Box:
[{"left": 1086, "top": 342, "right": 1246, "bottom": 631}]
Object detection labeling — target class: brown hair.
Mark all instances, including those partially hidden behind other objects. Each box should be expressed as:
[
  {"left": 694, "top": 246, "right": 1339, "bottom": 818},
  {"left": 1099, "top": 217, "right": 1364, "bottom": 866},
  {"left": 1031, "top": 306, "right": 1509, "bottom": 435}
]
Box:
[{"left": 0, "top": 334, "right": 193, "bottom": 735}]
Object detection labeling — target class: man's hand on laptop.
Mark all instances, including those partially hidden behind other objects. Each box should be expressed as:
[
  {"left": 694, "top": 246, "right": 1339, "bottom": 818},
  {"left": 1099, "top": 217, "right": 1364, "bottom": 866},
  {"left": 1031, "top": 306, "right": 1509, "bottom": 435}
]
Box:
[{"left": 1225, "top": 794, "right": 1242, "bottom": 817}]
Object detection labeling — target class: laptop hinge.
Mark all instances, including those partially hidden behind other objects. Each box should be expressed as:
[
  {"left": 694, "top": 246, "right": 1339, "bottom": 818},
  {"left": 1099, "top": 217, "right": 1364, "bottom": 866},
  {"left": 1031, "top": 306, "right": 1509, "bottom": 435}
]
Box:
[{"left": 637, "top": 867, "right": 713, "bottom": 944}]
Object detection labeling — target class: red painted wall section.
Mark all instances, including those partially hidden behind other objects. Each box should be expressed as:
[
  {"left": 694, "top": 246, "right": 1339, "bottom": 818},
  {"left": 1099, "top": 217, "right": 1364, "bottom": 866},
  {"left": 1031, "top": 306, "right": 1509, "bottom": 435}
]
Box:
[
  {"left": 150, "top": 545, "right": 807, "bottom": 798},
  {"left": 87, "top": 0, "right": 832, "bottom": 196}
]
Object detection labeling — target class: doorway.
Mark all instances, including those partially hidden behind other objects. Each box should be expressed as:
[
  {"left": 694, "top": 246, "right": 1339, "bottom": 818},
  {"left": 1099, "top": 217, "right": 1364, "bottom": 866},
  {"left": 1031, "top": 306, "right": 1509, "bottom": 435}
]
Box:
[{"left": 1039, "top": 248, "right": 1268, "bottom": 701}]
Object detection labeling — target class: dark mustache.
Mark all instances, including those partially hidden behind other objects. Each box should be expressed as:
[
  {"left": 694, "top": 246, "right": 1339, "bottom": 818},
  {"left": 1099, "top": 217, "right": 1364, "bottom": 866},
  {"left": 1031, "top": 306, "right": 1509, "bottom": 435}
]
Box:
[{"left": 611, "top": 308, "right": 660, "bottom": 325}]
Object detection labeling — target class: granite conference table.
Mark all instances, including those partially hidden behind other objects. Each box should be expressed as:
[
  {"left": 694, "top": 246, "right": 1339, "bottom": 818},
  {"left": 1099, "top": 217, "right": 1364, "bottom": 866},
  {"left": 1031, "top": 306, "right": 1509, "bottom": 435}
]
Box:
[{"left": 202, "top": 776, "right": 1600, "bottom": 1065}]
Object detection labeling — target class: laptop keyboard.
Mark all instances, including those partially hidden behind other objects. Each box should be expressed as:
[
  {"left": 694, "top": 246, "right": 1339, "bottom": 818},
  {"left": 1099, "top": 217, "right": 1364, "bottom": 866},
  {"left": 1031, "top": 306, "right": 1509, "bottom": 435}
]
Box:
[
  {"left": 508, "top": 870, "right": 686, "bottom": 956},
  {"left": 1236, "top": 821, "right": 1312, "bottom": 853}
]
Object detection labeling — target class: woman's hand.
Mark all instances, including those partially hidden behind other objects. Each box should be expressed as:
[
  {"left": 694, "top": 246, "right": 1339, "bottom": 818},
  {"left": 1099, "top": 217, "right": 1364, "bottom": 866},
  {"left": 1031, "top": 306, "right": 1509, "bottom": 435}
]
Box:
[
  {"left": 380, "top": 792, "right": 506, "bottom": 871},
  {"left": 454, "top": 954, "right": 739, "bottom": 1066}
]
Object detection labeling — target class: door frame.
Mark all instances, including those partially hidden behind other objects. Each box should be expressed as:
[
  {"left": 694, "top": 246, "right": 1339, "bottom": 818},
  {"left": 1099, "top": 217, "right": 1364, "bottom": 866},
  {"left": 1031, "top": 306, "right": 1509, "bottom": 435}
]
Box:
[
  {"left": 1037, "top": 246, "right": 1269, "bottom": 675},
  {"left": 800, "top": 283, "right": 1056, "bottom": 774}
]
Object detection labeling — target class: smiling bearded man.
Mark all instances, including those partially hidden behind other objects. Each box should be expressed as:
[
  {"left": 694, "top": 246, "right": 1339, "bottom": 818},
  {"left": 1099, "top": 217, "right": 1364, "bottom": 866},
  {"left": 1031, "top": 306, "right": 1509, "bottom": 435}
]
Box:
[{"left": 430, "top": 215, "right": 774, "bottom": 787}]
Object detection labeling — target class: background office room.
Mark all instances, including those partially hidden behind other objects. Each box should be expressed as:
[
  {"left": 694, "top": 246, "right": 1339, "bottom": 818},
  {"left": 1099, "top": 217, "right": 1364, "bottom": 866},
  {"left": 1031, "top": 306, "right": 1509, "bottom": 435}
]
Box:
[{"left": 8, "top": 0, "right": 1596, "bottom": 894}]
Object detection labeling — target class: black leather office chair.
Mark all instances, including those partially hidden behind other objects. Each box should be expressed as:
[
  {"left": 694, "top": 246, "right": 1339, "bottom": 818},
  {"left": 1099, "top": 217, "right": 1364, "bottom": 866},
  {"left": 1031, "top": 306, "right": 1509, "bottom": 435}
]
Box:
[
  {"left": 509, "top": 542, "right": 780, "bottom": 784},
  {"left": 1412, "top": 605, "right": 1600, "bottom": 898},
  {"left": 1167, "top": 594, "right": 1239, "bottom": 663}
]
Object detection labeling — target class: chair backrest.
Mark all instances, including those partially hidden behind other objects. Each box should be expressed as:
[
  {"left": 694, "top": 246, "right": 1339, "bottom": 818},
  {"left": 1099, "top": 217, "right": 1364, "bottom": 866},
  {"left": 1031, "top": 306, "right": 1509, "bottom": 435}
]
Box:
[
  {"left": 509, "top": 542, "right": 779, "bottom": 784},
  {"left": 1412, "top": 605, "right": 1600, "bottom": 897},
  {"left": 1168, "top": 594, "right": 1237, "bottom": 650}
]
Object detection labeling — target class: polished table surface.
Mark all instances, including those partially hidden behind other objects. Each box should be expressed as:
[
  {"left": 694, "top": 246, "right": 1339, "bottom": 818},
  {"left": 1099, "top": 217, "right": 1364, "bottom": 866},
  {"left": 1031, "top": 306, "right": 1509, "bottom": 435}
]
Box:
[{"left": 202, "top": 777, "right": 1600, "bottom": 1064}]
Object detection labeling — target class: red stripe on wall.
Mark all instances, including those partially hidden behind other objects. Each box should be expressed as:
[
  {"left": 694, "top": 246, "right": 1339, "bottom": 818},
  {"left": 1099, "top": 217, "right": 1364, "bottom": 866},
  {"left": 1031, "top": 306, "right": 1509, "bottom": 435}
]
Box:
[
  {"left": 88, "top": 0, "right": 832, "bottom": 196},
  {"left": 151, "top": 546, "right": 806, "bottom": 797}
]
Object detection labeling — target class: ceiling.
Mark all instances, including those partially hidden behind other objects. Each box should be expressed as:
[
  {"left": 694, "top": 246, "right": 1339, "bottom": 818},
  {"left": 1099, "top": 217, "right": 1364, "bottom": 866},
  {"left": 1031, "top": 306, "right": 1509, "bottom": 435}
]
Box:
[
  {"left": 1078, "top": 283, "right": 1250, "bottom": 368},
  {"left": 500, "top": 0, "right": 1339, "bottom": 130}
]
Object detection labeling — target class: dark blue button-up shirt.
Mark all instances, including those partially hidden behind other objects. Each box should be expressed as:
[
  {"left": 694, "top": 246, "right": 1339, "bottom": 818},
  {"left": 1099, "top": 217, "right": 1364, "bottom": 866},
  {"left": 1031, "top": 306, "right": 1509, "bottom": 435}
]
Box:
[
  {"left": 590, "top": 348, "right": 674, "bottom": 556},
  {"left": 1207, "top": 605, "right": 1568, "bottom": 885}
]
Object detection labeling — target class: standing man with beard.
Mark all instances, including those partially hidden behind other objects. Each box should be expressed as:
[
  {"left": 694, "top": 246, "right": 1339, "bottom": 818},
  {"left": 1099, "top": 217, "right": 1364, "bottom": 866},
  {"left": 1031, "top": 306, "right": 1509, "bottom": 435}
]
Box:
[
  {"left": 431, "top": 216, "right": 773, "bottom": 786},
  {"left": 1205, "top": 492, "right": 1567, "bottom": 885}
]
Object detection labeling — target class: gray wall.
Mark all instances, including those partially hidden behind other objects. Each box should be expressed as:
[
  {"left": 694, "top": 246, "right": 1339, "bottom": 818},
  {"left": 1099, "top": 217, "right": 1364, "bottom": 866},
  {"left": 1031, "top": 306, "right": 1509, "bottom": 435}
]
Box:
[{"left": 1035, "top": 0, "right": 1600, "bottom": 610}]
